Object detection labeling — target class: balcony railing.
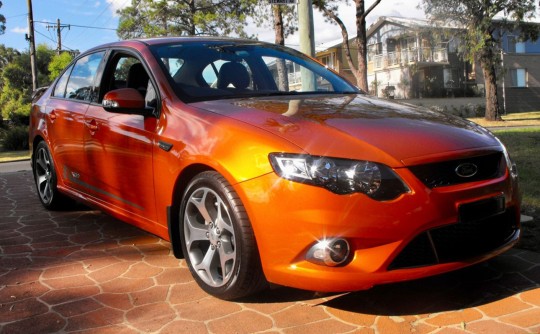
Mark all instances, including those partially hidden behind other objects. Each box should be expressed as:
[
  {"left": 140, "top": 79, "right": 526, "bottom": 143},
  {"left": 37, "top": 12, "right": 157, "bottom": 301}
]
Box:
[{"left": 372, "top": 48, "right": 448, "bottom": 70}]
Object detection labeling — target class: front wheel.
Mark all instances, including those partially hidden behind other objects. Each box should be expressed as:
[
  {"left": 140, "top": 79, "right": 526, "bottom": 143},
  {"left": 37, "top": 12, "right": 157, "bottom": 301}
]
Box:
[{"left": 179, "top": 171, "right": 266, "bottom": 300}]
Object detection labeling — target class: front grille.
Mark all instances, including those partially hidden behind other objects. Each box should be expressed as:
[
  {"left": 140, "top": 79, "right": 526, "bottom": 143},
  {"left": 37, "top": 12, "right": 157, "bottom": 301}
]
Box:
[
  {"left": 409, "top": 152, "right": 505, "bottom": 188},
  {"left": 388, "top": 208, "right": 518, "bottom": 270}
]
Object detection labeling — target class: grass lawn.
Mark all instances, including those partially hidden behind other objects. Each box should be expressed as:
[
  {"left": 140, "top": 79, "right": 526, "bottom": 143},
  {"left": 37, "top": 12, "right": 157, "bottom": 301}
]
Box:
[
  {"left": 491, "top": 128, "right": 540, "bottom": 252},
  {"left": 470, "top": 111, "right": 540, "bottom": 128},
  {"left": 0, "top": 150, "right": 31, "bottom": 163}
]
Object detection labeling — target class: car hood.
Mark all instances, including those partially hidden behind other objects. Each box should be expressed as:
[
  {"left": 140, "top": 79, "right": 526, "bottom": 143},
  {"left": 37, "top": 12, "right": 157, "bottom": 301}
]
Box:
[{"left": 190, "top": 94, "right": 500, "bottom": 167}]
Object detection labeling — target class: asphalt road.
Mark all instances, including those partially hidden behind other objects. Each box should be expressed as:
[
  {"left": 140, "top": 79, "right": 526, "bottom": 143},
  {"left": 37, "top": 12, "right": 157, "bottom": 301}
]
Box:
[{"left": 0, "top": 160, "right": 31, "bottom": 173}]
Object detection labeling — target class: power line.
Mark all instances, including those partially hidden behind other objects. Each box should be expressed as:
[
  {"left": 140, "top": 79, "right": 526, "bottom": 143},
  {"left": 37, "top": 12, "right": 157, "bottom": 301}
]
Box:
[
  {"left": 6, "top": 13, "right": 28, "bottom": 19},
  {"left": 34, "top": 20, "right": 117, "bottom": 31},
  {"left": 34, "top": 29, "right": 75, "bottom": 51},
  {"left": 69, "top": 0, "right": 120, "bottom": 42},
  {"left": 68, "top": 24, "right": 117, "bottom": 31}
]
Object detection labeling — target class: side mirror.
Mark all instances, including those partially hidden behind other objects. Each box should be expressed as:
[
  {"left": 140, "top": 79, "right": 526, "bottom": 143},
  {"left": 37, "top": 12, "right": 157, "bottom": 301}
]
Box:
[{"left": 102, "top": 88, "right": 154, "bottom": 116}]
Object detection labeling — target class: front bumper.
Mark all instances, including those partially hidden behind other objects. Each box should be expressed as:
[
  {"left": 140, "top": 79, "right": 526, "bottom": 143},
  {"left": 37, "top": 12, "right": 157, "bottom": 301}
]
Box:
[{"left": 234, "top": 167, "right": 520, "bottom": 292}]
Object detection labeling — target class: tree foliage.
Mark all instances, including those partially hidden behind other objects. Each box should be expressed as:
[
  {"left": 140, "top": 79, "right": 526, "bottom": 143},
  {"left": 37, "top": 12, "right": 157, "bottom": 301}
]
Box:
[
  {"left": 0, "top": 1, "right": 6, "bottom": 36},
  {"left": 313, "top": 0, "right": 382, "bottom": 92},
  {"left": 421, "top": 0, "right": 539, "bottom": 120},
  {"left": 251, "top": 4, "right": 297, "bottom": 90},
  {"left": 0, "top": 44, "right": 55, "bottom": 122},
  {"left": 117, "top": 0, "right": 256, "bottom": 39},
  {"left": 252, "top": 4, "right": 297, "bottom": 44},
  {"left": 48, "top": 52, "right": 73, "bottom": 81}
]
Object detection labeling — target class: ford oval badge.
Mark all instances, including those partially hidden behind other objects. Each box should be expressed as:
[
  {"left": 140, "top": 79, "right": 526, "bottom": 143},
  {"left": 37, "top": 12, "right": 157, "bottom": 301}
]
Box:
[{"left": 455, "top": 163, "right": 478, "bottom": 178}]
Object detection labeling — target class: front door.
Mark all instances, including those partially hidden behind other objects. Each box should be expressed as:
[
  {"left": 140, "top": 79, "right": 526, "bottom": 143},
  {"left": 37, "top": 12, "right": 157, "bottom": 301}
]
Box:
[{"left": 82, "top": 53, "right": 158, "bottom": 225}]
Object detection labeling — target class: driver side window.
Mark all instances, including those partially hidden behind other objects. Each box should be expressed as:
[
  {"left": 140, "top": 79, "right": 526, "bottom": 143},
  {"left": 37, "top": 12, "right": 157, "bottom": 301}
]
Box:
[{"left": 106, "top": 54, "right": 158, "bottom": 108}]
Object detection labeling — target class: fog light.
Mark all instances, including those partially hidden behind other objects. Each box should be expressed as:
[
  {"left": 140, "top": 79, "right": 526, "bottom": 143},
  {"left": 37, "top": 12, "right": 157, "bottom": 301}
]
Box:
[{"left": 307, "top": 238, "right": 350, "bottom": 267}]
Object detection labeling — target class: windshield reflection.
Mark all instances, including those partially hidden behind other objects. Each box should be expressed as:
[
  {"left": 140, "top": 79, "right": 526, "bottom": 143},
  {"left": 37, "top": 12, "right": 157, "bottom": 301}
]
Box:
[{"left": 151, "top": 41, "right": 359, "bottom": 103}]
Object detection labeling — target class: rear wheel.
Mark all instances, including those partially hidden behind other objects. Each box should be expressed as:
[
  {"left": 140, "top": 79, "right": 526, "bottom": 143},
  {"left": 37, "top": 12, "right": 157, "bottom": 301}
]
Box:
[
  {"left": 33, "top": 141, "right": 70, "bottom": 210},
  {"left": 179, "top": 171, "right": 266, "bottom": 300}
]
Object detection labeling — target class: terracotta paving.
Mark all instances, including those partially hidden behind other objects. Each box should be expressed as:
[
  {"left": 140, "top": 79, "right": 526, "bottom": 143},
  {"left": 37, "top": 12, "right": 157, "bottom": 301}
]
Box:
[{"left": 1, "top": 170, "right": 539, "bottom": 334}]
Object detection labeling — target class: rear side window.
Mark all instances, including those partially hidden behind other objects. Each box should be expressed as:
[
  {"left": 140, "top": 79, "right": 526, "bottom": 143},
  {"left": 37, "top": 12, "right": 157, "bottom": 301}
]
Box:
[
  {"left": 53, "top": 65, "right": 73, "bottom": 98},
  {"left": 65, "top": 51, "right": 105, "bottom": 102}
]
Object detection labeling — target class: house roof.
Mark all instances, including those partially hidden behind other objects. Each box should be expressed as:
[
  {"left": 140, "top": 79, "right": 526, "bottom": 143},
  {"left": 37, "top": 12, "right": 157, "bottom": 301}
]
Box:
[
  {"left": 315, "top": 15, "right": 540, "bottom": 54},
  {"left": 315, "top": 16, "right": 460, "bottom": 53},
  {"left": 315, "top": 36, "right": 347, "bottom": 52},
  {"left": 366, "top": 16, "right": 461, "bottom": 36}
]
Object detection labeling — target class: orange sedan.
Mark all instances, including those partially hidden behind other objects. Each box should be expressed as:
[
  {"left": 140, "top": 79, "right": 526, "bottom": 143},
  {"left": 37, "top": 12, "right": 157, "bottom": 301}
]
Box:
[{"left": 30, "top": 37, "right": 520, "bottom": 300}]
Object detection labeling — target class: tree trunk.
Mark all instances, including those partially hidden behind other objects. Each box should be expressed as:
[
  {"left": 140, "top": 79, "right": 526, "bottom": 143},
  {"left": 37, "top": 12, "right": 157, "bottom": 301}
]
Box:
[
  {"left": 354, "top": 0, "right": 369, "bottom": 92},
  {"left": 318, "top": 6, "right": 360, "bottom": 86},
  {"left": 188, "top": 0, "right": 196, "bottom": 35},
  {"left": 314, "top": 0, "right": 380, "bottom": 91},
  {"left": 273, "top": 6, "right": 289, "bottom": 91},
  {"left": 479, "top": 47, "right": 501, "bottom": 121}
]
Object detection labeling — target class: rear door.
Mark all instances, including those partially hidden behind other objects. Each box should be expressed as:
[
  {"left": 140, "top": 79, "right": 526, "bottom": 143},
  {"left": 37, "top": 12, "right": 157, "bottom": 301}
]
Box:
[{"left": 45, "top": 51, "right": 106, "bottom": 191}]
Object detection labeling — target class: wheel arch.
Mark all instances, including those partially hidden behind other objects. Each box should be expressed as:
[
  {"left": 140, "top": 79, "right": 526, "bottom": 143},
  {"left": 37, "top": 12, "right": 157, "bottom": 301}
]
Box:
[
  {"left": 167, "top": 163, "right": 215, "bottom": 259},
  {"left": 31, "top": 135, "right": 45, "bottom": 159}
]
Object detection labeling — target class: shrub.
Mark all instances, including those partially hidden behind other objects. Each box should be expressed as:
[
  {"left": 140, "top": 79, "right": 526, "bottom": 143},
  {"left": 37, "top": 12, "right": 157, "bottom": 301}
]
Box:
[{"left": 1, "top": 125, "right": 29, "bottom": 151}]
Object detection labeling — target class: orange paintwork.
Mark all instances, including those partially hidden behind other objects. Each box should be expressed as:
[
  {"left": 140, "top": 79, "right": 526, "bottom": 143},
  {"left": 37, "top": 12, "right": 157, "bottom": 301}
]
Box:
[
  {"left": 29, "top": 37, "right": 520, "bottom": 293},
  {"left": 103, "top": 88, "right": 146, "bottom": 109}
]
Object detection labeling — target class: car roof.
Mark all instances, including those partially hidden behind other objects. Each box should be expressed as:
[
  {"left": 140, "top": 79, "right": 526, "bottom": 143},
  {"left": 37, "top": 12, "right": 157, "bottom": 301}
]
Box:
[{"left": 84, "top": 36, "right": 268, "bottom": 53}]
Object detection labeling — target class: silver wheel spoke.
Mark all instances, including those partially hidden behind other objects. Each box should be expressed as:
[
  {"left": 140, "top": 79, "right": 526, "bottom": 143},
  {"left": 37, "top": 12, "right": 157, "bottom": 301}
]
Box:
[
  {"left": 185, "top": 214, "right": 208, "bottom": 244},
  {"left": 37, "top": 174, "right": 47, "bottom": 188},
  {"left": 194, "top": 245, "right": 218, "bottom": 285},
  {"left": 218, "top": 246, "right": 235, "bottom": 280},
  {"left": 37, "top": 155, "right": 47, "bottom": 172},
  {"left": 43, "top": 183, "right": 51, "bottom": 202},
  {"left": 191, "top": 189, "right": 213, "bottom": 223},
  {"left": 184, "top": 185, "right": 237, "bottom": 288},
  {"left": 215, "top": 212, "right": 234, "bottom": 236}
]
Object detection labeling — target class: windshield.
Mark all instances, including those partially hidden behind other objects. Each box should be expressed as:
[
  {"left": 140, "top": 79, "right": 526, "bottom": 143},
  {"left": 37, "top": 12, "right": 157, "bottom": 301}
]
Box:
[{"left": 150, "top": 41, "right": 360, "bottom": 103}]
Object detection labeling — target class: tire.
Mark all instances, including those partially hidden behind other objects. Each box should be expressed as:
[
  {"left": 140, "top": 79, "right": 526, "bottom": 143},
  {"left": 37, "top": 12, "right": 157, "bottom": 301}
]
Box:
[
  {"left": 32, "top": 141, "right": 70, "bottom": 210},
  {"left": 179, "top": 171, "right": 267, "bottom": 300}
]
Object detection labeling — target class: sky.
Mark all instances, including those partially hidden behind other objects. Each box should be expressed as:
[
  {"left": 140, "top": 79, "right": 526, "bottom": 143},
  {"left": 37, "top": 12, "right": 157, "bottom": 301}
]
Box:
[{"left": 1, "top": 0, "right": 426, "bottom": 53}]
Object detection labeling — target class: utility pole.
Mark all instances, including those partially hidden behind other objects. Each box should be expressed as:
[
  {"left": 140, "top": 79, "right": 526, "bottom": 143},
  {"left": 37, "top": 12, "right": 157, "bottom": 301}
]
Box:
[
  {"left": 46, "top": 19, "right": 70, "bottom": 55},
  {"left": 26, "top": 0, "right": 38, "bottom": 91},
  {"left": 298, "top": 0, "right": 316, "bottom": 91},
  {"left": 298, "top": 0, "right": 315, "bottom": 57}
]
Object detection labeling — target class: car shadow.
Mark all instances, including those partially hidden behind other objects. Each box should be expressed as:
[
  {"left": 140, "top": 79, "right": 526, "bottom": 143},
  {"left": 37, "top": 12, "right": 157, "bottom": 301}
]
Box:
[{"left": 243, "top": 251, "right": 539, "bottom": 315}]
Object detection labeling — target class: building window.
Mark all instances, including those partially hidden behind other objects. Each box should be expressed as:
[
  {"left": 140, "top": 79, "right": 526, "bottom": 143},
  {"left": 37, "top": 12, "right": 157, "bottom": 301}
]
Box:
[
  {"left": 510, "top": 68, "right": 527, "bottom": 87},
  {"left": 367, "top": 43, "right": 382, "bottom": 61},
  {"left": 508, "top": 36, "right": 525, "bottom": 53},
  {"left": 319, "top": 54, "right": 335, "bottom": 69}
]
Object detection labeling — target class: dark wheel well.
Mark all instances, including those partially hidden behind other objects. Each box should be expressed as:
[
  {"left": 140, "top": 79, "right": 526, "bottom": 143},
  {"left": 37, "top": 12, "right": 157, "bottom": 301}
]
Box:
[
  {"left": 168, "top": 164, "right": 213, "bottom": 259},
  {"left": 31, "top": 136, "right": 45, "bottom": 163}
]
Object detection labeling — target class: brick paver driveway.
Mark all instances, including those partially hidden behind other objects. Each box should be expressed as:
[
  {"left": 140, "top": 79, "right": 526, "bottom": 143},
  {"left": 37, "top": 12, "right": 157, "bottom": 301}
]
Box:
[{"left": 1, "top": 170, "right": 539, "bottom": 333}]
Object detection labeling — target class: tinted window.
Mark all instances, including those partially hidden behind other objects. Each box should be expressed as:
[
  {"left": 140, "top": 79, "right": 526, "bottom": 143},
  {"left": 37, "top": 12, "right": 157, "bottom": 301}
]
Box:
[
  {"left": 104, "top": 53, "right": 157, "bottom": 109},
  {"left": 52, "top": 64, "right": 73, "bottom": 98},
  {"left": 151, "top": 42, "right": 358, "bottom": 103},
  {"left": 65, "top": 51, "right": 105, "bottom": 102},
  {"left": 202, "top": 59, "right": 253, "bottom": 89}
]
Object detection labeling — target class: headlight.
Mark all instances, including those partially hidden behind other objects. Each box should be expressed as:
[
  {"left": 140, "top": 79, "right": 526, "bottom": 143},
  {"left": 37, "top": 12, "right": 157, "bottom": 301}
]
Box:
[
  {"left": 502, "top": 146, "right": 518, "bottom": 179},
  {"left": 269, "top": 153, "right": 409, "bottom": 200},
  {"left": 494, "top": 137, "right": 518, "bottom": 180}
]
